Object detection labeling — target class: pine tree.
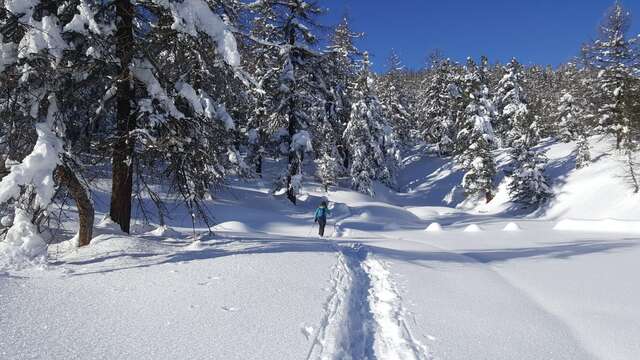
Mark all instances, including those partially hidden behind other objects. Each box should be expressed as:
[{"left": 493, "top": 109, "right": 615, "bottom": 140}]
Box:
[
  {"left": 315, "top": 121, "right": 341, "bottom": 191},
  {"left": 377, "top": 51, "right": 414, "bottom": 144},
  {"left": 582, "top": 1, "right": 638, "bottom": 149},
  {"left": 556, "top": 91, "right": 585, "bottom": 142},
  {"left": 324, "top": 16, "right": 362, "bottom": 171},
  {"left": 495, "top": 58, "right": 529, "bottom": 148},
  {"left": 508, "top": 144, "right": 553, "bottom": 206},
  {"left": 344, "top": 53, "right": 394, "bottom": 195},
  {"left": 507, "top": 105, "right": 553, "bottom": 206},
  {"left": 251, "top": 0, "right": 325, "bottom": 204},
  {"left": 418, "top": 58, "right": 462, "bottom": 155},
  {"left": 458, "top": 58, "right": 497, "bottom": 202},
  {"left": 0, "top": 0, "right": 246, "bottom": 248},
  {"left": 575, "top": 135, "right": 592, "bottom": 169}
]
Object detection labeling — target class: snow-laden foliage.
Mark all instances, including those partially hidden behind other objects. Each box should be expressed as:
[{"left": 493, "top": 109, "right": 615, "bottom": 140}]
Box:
[
  {"left": 418, "top": 58, "right": 462, "bottom": 155},
  {"left": 344, "top": 53, "right": 398, "bottom": 195},
  {"left": 458, "top": 58, "right": 497, "bottom": 202},
  {"left": 495, "top": 59, "right": 529, "bottom": 148}
]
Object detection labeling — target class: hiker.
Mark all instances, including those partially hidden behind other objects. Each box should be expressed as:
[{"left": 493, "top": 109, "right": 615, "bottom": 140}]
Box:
[{"left": 314, "top": 201, "right": 331, "bottom": 237}]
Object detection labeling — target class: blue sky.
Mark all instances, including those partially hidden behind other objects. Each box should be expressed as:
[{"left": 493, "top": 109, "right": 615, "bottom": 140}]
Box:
[{"left": 320, "top": 0, "right": 640, "bottom": 72}]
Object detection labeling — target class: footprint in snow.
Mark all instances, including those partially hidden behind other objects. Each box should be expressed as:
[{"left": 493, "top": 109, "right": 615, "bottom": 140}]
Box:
[{"left": 221, "top": 306, "right": 240, "bottom": 312}]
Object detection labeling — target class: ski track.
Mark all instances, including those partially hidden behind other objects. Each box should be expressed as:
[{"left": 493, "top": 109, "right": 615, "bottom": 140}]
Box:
[{"left": 307, "top": 241, "right": 430, "bottom": 360}]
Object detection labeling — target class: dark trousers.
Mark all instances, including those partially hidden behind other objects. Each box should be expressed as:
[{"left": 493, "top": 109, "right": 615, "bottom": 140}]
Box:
[{"left": 318, "top": 217, "right": 326, "bottom": 237}]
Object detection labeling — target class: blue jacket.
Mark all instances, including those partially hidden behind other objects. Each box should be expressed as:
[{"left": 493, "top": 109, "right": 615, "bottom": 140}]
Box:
[{"left": 314, "top": 207, "right": 330, "bottom": 221}]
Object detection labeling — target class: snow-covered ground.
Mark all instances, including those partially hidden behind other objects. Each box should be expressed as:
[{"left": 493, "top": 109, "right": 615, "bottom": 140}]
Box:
[{"left": 2, "top": 136, "right": 640, "bottom": 360}]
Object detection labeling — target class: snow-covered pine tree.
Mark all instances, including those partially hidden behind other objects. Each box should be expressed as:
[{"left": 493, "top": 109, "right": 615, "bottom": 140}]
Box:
[
  {"left": 0, "top": 0, "right": 111, "bottom": 249},
  {"left": 109, "top": 0, "right": 245, "bottom": 232},
  {"left": 315, "top": 120, "right": 341, "bottom": 192},
  {"left": 575, "top": 135, "right": 592, "bottom": 169},
  {"left": 344, "top": 53, "right": 395, "bottom": 195},
  {"left": 458, "top": 58, "right": 497, "bottom": 202},
  {"left": 418, "top": 58, "right": 462, "bottom": 155},
  {"left": 555, "top": 91, "right": 585, "bottom": 142},
  {"left": 494, "top": 58, "right": 529, "bottom": 148},
  {"left": 523, "top": 64, "right": 559, "bottom": 139},
  {"left": 621, "top": 74, "right": 640, "bottom": 192},
  {"left": 377, "top": 50, "right": 415, "bottom": 144},
  {"left": 507, "top": 103, "right": 553, "bottom": 206},
  {"left": 250, "top": 0, "right": 324, "bottom": 204},
  {"left": 582, "top": 1, "right": 638, "bottom": 150},
  {"left": 508, "top": 143, "right": 553, "bottom": 206},
  {"left": 324, "top": 16, "right": 362, "bottom": 172},
  {"left": 0, "top": 0, "right": 246, "bottom": 249}
]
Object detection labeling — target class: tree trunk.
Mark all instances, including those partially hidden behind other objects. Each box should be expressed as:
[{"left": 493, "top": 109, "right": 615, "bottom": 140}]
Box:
[
  {"left": 255, "top": 153, "right": 262, "bottom": 177},
  {"left": 485, "top": 191, "right": 494, "bottom": 203},
  {"left": 56, "top": 164, "right": 94, "bottom": 247},
  {"left": 285, "top": 25, "right": 299, "bottom": 205},
  {"left": 110, "top": 0, "right": 135, "bottom": 233}
]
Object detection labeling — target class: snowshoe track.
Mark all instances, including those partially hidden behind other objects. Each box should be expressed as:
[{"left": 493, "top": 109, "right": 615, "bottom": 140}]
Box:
[{"left": 307, "top": 243, "right": 430, "bottom": 360}]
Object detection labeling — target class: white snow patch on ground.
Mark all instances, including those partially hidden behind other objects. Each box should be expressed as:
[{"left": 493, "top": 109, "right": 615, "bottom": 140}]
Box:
[
  {"left": 424, "top": 222, "right": 443, "bottom": 232},
  {"left": 503, "top": 222, "right": 522, "bottom": 231},
  {"left": 463, "top": 224, "right": 483, "bottom": 232},
  {"left": 554, "top": 218, "right": 640, "bottom": 234}
]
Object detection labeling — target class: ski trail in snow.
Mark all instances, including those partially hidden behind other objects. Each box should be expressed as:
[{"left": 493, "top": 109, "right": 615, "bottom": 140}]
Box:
[
  {"left": 307, "top": 243, "right": 430, "bottom": 360},
  {"left": 363, "top": 257, "right": 431, "bottom": 360},
  {"left": 306, "top": 244, "right": 374, "bottom": 360}
]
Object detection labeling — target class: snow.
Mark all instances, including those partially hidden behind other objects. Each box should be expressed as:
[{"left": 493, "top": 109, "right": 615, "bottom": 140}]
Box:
[
  {"left": 132, "top": 59, "right": 184, "bottom": 120},
  {"left": 155, "top": 0, "right": 240, "bottom": 67},
  {"left": 554, "top": 218, "right": 640, "bottom": 234},
  {"left": 5, "top": 0, "right": 37, "bottom": 17},
  {"left": 146, "top": 225, "right": 182, "bottom": 238},
  {"left": 463, "top": 223, "right": 483, "bottom": 232},
  {"left": 542, "top": 136, "right": 640, "bottom": 220},
  {"left": 291, "top": 130, "right": 313, "bottom": 152},
  {"left": 63, "top": 1, "right": 102, "bottom": 35},
  {"left": 424, "top": 222, "right": 443, "bottom": 232},
  {"left": 201, "top": 93, "right": 235, "bottom": 130},
  {"left": 503, "top": 222, "right": 522, "bottom": 231},
  {"left": 0, "top": 35, "right": 17, "bottom": 72},
  {"left": 0, "top": 209, "right": 47, "bottom": 270},
  {"left": 0, "top": 101, "right": 63, "bottom": 208},
  {"left": 3, "top": 139, "right": 640, "bottom": 359},
  {"left": 18, "top": 15, "right": 68, "bottom": 63},
  {"left": 363, "top": 257, "right": 430, "bottom": 359},
  {"left": 213, "top": 221, "right": 253, "bottom": 233}
]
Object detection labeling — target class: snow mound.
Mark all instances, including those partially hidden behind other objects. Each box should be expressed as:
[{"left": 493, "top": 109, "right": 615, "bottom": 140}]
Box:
[
  {"left": 185, "top": 240, "right": 205, "bottom": 251},
  {"left": 463, "top": 224, "right": 483, "bottom": 232},
  {"left": 213, "top": 221, "right": 253, "bottom": 233},
  {"left": 503, "top": 222, "right": 521, "bottom": 231},
  {"left": 0, "top": 209, "right": 47, "bottom": 269},
  {"left": 424, "top": 222, "right": 443, "bottom": 232},
  {"left": 554, "top": 219, "right": 640, "bottom": 234},
  {"left": 146, "top": 225, "right": 182, "bottom": 238},
  {"left": 95, "top": 216, "right": 126, "bottom": 235}
]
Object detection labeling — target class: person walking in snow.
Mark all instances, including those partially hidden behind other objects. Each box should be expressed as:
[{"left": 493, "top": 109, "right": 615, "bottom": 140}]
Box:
[{"left": 314, "top": 201, "right": 331, "bottom": 237}]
